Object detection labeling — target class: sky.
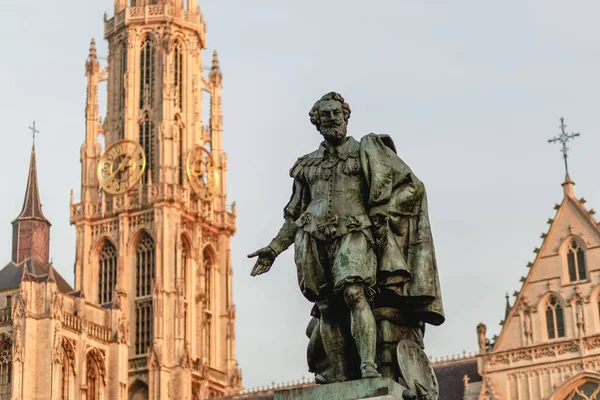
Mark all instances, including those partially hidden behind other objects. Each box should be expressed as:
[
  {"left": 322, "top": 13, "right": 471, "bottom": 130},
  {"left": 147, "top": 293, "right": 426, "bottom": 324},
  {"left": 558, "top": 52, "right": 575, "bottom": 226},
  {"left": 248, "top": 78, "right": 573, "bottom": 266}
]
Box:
[{"left": 2, "top": 0, "right": 600, "bottom": 390}]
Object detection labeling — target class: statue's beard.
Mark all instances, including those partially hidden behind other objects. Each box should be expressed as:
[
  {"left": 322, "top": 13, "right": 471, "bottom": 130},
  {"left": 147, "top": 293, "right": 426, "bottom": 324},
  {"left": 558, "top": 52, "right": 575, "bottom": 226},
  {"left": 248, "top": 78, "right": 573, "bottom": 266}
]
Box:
[{"left": 320, "top": 122, "right": 347, "bottom": 146}]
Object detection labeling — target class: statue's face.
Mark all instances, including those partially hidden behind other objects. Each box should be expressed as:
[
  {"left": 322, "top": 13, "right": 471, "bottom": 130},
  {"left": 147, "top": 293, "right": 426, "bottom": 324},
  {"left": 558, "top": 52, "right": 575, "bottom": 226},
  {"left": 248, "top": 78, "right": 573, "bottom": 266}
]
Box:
[{"left": 318, "top": 99, "right": 347, "bottom": 146}]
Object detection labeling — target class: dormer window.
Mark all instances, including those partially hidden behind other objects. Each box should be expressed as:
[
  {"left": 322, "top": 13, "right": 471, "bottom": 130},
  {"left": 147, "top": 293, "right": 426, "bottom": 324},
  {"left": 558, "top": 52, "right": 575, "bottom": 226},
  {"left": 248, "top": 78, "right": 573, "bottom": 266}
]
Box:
[{"left": 567, "top": 240, "right": 587, "bottom": 282}]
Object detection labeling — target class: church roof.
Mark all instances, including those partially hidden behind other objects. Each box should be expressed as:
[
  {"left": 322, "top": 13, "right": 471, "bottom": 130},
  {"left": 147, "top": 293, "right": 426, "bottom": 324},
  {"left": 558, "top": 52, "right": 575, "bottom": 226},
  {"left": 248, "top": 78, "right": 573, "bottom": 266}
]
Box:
[
  {"left": 0, "top": 259, "right": 72, "bottom": 293},
  {"left": 434, "top": 358, "right": 482, "bottom": 400},
  {"left": 13, "top": 144, "right": 49, "bottom": 224}
]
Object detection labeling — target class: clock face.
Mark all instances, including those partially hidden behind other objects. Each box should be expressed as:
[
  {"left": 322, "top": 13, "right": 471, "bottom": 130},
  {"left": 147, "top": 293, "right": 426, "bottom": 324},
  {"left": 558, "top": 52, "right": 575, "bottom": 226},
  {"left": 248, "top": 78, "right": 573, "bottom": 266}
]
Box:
[
  {"left": 186, "top": 145, "right": 215, "bottom": 200},
  {"left": 98, "top": 140, "right": 146, "bottom": 195}
]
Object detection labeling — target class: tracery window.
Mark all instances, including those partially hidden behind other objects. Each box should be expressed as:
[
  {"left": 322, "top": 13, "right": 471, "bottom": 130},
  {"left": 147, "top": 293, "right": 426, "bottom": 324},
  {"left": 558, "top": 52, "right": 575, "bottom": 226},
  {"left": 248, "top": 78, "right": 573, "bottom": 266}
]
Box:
[
  {"left": 181, "top": 244, "right": 188, "bottom": 300},
  {"left": 178, "top": 125, "right": 185, "bottom": 185},
  {"left": 86, "top": 354, "right": 99, "bottom": 400},
  {"left": 139, "top": 37, "right": 155, "bottom": 109},
  {"left": 564, "top": 381, "right": 600, "bottom": 399},
  {"left": 60, "top": 351, "right": 69, "bottom": 400},
  {"left": 567, "top": 240, "right": 587, "bottom": 282},
  {"left": 204, "top": 249, "right": 213, "bottom": 310},
  {"left": 139, "top": 114, "right": 155, "bottom": 185},
  {"left": 546, "top": 296, "right": 565, "bottom": 339},
  {"left": 98, "top": 240, "right": 118, "bottom": 305},
  {"left": 174, "top": 42, "right": 184, "bottom": 110},
  {"left": 203, "top": 249, "right": 214, "bottom": 365},
  {"left": 0, "top": 337, "right": 11, "bottom": 400},
  {"left": 135, "top": 233, "right": 155, "bottom": 355}
]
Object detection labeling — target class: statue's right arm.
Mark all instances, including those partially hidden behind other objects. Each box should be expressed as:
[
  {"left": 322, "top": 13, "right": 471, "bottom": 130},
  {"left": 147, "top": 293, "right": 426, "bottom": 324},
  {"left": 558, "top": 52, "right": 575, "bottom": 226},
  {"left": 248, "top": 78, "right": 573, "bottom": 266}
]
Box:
[{"left": 267, "top": 178, "right": 305, "bottom": 256}]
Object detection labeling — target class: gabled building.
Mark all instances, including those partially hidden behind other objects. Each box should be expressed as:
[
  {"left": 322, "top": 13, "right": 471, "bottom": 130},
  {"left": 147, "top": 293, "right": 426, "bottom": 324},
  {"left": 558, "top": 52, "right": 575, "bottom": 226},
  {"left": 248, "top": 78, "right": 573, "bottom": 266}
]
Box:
[{"left": 461, "top": 174, "right": 600, "bottom": 399}]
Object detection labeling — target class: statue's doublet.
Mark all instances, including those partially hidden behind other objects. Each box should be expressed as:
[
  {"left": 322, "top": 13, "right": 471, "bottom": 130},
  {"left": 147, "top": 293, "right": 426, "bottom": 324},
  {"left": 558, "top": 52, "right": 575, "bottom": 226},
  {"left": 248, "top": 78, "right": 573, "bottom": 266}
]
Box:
[{"left": 287, "top": 136, "right": 371, "bottom": 241}]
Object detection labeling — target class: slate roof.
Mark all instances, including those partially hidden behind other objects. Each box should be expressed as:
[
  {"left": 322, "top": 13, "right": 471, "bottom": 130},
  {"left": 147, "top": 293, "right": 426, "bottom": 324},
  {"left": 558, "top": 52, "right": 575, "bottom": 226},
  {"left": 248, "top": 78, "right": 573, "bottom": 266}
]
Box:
[
  {"left": 0, "top": 259, "right": 73, "bottom": 293},
  {"left": 433, "top": 357, "right": 481, "bottom": 400}
]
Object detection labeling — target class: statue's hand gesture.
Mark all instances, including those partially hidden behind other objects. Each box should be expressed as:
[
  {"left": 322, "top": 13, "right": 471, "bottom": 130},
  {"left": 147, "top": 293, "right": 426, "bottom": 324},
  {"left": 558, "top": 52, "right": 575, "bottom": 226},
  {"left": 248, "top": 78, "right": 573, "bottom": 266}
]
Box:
[{"left": 248, "top": 247, "right": 277, "bottom": 277}]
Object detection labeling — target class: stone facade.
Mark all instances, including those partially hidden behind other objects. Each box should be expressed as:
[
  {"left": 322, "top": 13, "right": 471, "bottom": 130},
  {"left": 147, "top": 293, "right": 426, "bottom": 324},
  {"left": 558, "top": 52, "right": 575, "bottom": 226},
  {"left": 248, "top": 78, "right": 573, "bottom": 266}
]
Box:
[
  {"left": 460, "top": 176, "right": 600, "bottom": 399},
  {"left": 0, "top": 1, "right": 240, "bottom": 399}
]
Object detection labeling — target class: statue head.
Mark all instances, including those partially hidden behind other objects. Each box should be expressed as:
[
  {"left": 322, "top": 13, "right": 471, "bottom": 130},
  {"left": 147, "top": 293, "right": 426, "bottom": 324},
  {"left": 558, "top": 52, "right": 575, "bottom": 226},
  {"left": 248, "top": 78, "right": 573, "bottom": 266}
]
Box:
[{"left": 309, "top": 92, "right": 351, "bottom": 146}]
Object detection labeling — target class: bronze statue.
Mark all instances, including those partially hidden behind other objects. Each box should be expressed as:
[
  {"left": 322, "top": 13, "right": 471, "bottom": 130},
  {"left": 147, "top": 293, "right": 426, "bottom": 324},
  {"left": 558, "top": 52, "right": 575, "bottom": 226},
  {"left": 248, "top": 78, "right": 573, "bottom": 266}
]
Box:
[{"left": 249, "top": 92, "right": 444, "bottom": 398}]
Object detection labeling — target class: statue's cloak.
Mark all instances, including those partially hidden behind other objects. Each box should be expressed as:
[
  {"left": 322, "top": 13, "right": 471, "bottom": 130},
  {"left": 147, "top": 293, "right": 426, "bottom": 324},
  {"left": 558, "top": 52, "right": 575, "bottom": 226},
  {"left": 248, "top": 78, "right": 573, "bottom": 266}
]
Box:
[{"left": 360, "top": 134, "right": 444, "bottom": 326}]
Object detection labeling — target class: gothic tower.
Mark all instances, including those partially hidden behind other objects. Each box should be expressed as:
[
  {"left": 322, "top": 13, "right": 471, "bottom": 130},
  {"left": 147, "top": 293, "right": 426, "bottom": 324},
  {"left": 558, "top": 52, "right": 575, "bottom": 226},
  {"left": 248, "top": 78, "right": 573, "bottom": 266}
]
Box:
[{"left": 70, "top": 1, "right": 239, "bottom": 398}]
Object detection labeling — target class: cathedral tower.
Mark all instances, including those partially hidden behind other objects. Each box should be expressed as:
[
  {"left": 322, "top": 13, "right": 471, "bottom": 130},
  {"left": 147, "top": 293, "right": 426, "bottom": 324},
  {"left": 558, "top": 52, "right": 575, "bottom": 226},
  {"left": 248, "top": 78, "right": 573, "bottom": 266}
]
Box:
[{"left": 70, "top": 1, "right": 239, "bottom": 398}]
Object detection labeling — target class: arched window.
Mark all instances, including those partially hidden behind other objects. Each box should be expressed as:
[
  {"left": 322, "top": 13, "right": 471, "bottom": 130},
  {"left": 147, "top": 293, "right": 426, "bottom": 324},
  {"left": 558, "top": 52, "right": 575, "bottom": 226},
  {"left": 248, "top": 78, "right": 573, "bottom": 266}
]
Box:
[
  {"left": 60, "top": 351, "right": 69, "bottom": 400},
  {"left": 129, "top": 380, "right": 149, "bottom": 400},
  {"left": 204, "top": 249, "right": 213, "bottom": 310},
  {"left": 98, "top": 240, "right": 118, "bottom": 305},
  {"left": 139, "top": 114, "right": 155, "bottom": 184},
  {"left": 86, "top": 354, "right": 99, "bottom": 400},
  {"left": 178, "top": 124, "right": 185, "bottom": 185},
  {"left": 567, "top": 240, "right": 587, "bottom": 282},
  {"left": 135, "top": 232, "right": 155, "bottom": 355},
  {"left": 174, "top": 41, "right": 184, "bottom": 110},
  {"left": 203, "top": 249, "right": 214, "bottom": 365},
  {"left": 139, "top": 37, "right": 155, "bottom": 110},
  {"left": 564, "top": 381, "right": 600, "bottom": 399},
  {"left": 0, "top": 336, "right": 11, "bottom": 400},
  {"left": 546, "top": 296, "right": 565, "bottom": 339}
]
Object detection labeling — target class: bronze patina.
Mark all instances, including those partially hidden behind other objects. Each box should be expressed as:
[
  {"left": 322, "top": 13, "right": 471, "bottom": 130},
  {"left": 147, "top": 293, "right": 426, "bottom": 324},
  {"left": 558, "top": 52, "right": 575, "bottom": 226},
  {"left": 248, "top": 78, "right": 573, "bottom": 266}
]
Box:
[{"left": 249, "top": 92, "right": 444, "bottom": 399}]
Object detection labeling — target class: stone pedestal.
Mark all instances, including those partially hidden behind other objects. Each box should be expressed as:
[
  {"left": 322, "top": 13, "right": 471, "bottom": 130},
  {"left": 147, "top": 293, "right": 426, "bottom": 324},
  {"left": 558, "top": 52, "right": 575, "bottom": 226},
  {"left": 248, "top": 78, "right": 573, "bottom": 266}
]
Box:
[{"left": 273, "top": 377, "right": 412, "bottom": 400}]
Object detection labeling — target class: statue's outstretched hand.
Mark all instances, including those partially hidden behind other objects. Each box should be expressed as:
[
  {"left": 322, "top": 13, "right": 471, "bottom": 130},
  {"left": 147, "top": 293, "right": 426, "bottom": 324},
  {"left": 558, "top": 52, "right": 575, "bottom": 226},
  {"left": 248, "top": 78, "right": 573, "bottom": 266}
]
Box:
[{"left": 248, "top": 247, "right": 277, "bottom": 277}]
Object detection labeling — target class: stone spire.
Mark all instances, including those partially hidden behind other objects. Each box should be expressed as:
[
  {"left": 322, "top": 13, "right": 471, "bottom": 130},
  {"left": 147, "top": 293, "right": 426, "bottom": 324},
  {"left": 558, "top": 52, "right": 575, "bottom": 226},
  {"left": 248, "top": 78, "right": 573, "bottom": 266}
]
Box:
[
  {"left": 11, "top": 144, "right": 51, "bottom": 265},
  {"left": 504, "top": 293, "right": 511, "bottom": 320}
]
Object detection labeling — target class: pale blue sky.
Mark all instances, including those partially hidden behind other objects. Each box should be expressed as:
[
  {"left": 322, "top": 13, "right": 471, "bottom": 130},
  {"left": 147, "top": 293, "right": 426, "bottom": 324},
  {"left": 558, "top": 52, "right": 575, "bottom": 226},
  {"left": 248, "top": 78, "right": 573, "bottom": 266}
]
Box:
[{"left": 2, "top": 0, "right": 600, "bottom": 390}]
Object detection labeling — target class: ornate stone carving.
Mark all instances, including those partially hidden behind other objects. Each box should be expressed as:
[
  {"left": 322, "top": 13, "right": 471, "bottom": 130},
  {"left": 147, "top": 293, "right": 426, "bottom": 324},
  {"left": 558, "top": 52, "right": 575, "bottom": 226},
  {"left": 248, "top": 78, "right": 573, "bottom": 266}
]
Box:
[
  {"left": 118, "top": 314, "right": 129, "bottom": 345},
  {"left": 53, "top": 323, "right": 62, "bottom": 363}
]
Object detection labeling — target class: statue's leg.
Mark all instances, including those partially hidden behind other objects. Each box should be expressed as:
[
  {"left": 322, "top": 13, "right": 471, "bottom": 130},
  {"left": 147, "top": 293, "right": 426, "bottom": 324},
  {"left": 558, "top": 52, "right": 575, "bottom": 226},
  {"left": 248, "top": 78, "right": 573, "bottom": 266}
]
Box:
[
  {"left": 342, "top": 284, "right": 381, "bottom": 379},
  {"left": 316, "top": 298, "right": 349, "bottom": 382}
]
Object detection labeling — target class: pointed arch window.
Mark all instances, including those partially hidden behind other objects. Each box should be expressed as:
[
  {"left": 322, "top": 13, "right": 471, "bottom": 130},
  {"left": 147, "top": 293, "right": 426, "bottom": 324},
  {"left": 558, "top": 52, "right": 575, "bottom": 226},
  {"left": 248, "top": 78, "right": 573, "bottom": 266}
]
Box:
[
  {"left": 174, "top": 41, "right": 184, "bottom": 110},
  {"left": 60, "top": 350, "right": 69, "bottom": 400},
  {"left": 98, "top": 240, "right": 118, "bottom": 305},
  {"left": 135, "top": 233, "right": 155, "bottom": 355},
  {"left": 0, "top": 336, "right": 11, "bottom": 400},
  {"left": 86, "top": 354, "right": 99, "bottom": 400},
  {"left": 203, "top": 249, "right": 213, "bottom": 310},
  {"left": 178, "top": 124, "right": 185, "bottom": 185},
  {"left": 203, "top": 249, "right": 214, "bottom": 365},
  {"left": 139, "top": 37, "right": 155, "bottom": 110},
  {"left": 567, "top": 240, "right": 587, "bottom": 282},
  {"left": 546, "top": 296, "right": 565, "bottom": 339},
  {"left": 139, "top": 114, "right": 155, "bottom": 184}
]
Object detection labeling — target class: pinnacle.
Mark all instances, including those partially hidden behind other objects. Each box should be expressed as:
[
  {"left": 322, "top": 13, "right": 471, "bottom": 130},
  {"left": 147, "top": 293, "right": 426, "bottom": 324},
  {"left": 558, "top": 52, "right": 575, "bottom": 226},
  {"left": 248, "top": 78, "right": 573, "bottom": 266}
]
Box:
[
  {"left": 89, "top": 38, "right": 97, "bottom": 60},
  {"left": 212, "top": 50, "right": 220, "bottom": 70},
  {"left": 562, "top": 172, "right": 575, "bottom": 197}
]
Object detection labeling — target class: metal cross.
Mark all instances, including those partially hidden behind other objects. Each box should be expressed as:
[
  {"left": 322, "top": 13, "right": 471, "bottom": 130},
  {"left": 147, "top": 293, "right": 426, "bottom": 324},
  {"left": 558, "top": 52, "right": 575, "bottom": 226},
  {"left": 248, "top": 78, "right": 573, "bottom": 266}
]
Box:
[
  {"left": 548, "top": 117, "right": 580, "bottom": 175},
  {"left": 28, "top": 121, "right": 40, "bottom": 144}
]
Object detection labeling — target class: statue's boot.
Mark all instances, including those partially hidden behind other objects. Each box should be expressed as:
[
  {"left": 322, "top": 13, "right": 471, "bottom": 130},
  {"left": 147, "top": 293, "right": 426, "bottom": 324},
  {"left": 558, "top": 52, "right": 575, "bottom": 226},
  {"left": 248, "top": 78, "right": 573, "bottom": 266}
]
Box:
[{"left": 360, "top": 362, "right": 382, "bottom": 379}]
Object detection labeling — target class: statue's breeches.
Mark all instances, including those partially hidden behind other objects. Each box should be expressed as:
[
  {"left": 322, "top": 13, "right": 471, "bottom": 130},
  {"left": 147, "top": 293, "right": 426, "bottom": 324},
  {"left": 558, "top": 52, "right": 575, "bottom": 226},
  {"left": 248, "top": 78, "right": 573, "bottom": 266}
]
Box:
[{"left": 294, "top": 229, "right": 377, "bottom": 302}]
